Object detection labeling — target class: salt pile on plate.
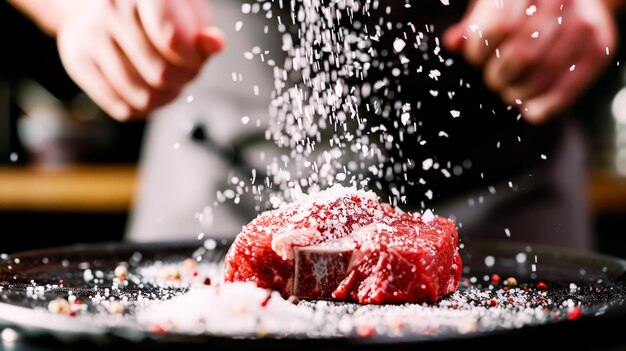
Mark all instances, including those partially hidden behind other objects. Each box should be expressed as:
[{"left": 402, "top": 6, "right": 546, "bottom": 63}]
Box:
[
  {"left": 136, "top": 282, "right": 313, "bottom": 336},
  {"left": 130, "top": 259, "right": 599, "bottom": 338}
]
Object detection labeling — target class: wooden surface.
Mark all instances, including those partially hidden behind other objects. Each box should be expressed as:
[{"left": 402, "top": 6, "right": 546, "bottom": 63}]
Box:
[
  {"left": 0, "top": 165, "right": 625, "bottom": 214},
  {"left": 0, "top": 165, "right": 138, "bottom": 212},
  {"left": 589, "top": 169, "right": 626, "bottom": 214}
]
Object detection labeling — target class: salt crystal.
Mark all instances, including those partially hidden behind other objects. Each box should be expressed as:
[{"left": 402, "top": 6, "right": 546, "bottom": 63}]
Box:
[
  {"left": 425, "top": 190, "right": 433, "bottom": 200},
  {"left": 401, "top": 113, "right": 411, "bottom": 126},
  {"left": 450, "top": 110, "right": 460, "bottom": 118},
  {"left": 393, "top": 38, "right": 406, "bottom": 52},
  {"left": 422, "top": 209, "right": 435, "bottom": 223},
  {"left": 422, "top": 158, "right": 434, "bottom": 171}
]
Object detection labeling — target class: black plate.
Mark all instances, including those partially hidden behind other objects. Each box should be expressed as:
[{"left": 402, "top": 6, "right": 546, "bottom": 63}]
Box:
[{"left": 0, "top": 239, "right": 625, "bottom": 350}]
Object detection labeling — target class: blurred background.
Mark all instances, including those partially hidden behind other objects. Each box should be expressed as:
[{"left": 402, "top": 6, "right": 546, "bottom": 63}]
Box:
[
  {"left": 0, "top": 2, "right": 145, "bottom": 252},
  {"left": 1, "top": 2, "right": 626, "bottom": 257}
]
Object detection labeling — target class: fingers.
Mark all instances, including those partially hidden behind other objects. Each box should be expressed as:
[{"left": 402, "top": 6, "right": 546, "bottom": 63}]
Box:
[
  {"left": 446, "top": 0, "right": 617, "bottom": 124},
  {"left": 198, "top": 26, "right": 225, "bottom": 56},
  {"left": 136, "top": 0, "right": 222, "bottom": 69},
  {"left": 444, "top": 0, "right": 530, "bottom": 66},
  {"left": 56, "top": 15, "right": 133, "bottom": 120},
  {"left": 95, "top": 35, "right": 181, "bottom": 117},
  {"left": 95, "top": 36, "right": 149, "bottom": 110},
  {"left": 442, "top": 22, "right": 466, "bottom": 54},
  {"left": 504, "top": 1, "right": 616, "bottom": 123},
  {"left": 497, "top": 14, "right": 592, "bottom": 107},
  {"left": 59, "top": 50, "right": 133, "bottom": 120},
  {"left": 107, "top": 1, "right": 198, "bottom": 90},
  {"left": 54, "top": 0, "right": 225, "bottom": 121},
  {"left": 483, "top": 1, "right": 563, "bottom": 92},
  {"left": 523, "top": 51, "right": 599, "bottom": 123}
]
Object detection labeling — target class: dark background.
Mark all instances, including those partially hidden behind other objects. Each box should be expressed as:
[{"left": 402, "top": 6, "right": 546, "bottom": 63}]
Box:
[{"left": 0, "top": 2, "right": 144, "bottom": 252}]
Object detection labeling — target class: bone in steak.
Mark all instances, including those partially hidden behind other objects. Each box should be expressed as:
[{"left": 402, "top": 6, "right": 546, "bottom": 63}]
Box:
[{"left": 224, "top": 185, "right": 462, "bottom": 304}]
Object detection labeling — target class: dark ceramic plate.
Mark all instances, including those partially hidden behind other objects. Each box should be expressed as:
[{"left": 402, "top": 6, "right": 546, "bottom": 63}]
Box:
[{"left": 0, "top": 239, "right": 625, "bottom": 350}]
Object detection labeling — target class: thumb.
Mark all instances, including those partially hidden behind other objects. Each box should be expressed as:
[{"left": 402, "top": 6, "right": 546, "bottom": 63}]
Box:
[
  {"left": 197, "top": 26, "right": 225, "bottom": 57},
  {"left": 443, "top": 22, "right": 466, "bottom": 54}
]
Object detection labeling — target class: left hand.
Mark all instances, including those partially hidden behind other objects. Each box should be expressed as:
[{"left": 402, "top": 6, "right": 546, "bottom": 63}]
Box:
[{"left": 443, "top": 0, "right": 618, "bottom": 124}]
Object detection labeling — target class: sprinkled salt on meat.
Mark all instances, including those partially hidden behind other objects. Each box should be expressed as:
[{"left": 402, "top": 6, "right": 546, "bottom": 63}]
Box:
[{"left": 224, "top": 185, "right": 462, "bottom": 304}]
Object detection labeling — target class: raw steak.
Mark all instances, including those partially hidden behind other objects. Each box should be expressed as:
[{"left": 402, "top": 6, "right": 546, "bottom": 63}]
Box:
[{"left": 224, "top": 185, "right": 462, "bottom": 304}]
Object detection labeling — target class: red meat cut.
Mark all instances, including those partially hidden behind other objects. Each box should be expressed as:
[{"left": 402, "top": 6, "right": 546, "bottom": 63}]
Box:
[{"left": 223, "top": 185, "right": 462, "bottom": 304}]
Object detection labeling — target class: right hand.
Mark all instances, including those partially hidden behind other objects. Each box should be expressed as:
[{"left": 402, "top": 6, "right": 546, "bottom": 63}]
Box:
[
  {"left": 443, "top": 0, "right": 618, "bottom": 124},
  {"left": 54, "top": 0, "right": 224, "bottom": 120}
]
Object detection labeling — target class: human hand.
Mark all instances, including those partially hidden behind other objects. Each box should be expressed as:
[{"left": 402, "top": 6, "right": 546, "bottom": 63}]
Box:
[
  {"left": 443, "top": 0, "right": 618, "bottom": 124},
  {"left": 53, "top": 0, "right": 224, "bottom": 120}
]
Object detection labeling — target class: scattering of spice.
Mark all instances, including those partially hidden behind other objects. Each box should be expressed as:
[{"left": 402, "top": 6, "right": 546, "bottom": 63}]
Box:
[
  {"left": 47, "top": 298, "right": 71, "bottom": 315},
  {"left": 505, "top": 277, "right": 518, "bottom": 288},
  {"left": 114, "top": 265, "right": 128, "bottom": 280}
]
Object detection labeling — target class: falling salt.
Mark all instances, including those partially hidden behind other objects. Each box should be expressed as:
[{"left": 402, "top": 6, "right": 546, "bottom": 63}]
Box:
[
  {"left": 450, "top": 110, "right": 460, "bottom": 118},
  {"left": 484, "top": 256, "right": 495, "bottom": 267},
  {"left": 241, "top": 116, "right": 250, "bottom": 125},
  {"left": 531, "top": 31, "right": 539, "bottom": 39},
  {"left": 9, "top": 152, "right": 17, "bottom": 162},
  {"left": 186, "top": 95, "right": 194, "bottom": 103},
  {"left": 569, "top": 64, "right": 576, "bottom": 72},
  {"left": 526, "top": 5, "right": 537, "bottom": 16},
  {"left": 203, "top": 239, "right": 217, "bottom": 250},
  {"left": 393, "top": 38, "right": 406, "bottom": 52},
  {"left": 422, "top": 159, "right": 434, "bottom": 171},
  {"left": 504, "top": 228, "right": 511, "bottom": 238},
  {"left": 425, "top": 190, "right": 433, "bottom": 200},
  {"left": 235, "top": 21, "right": 244, "bottom": 31},
  {"left": 401, "top": 113, "right": 411, "bottom": 126}
]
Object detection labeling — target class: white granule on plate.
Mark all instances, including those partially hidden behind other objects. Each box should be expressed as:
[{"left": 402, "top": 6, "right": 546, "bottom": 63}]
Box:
[{"left": 129, "top": 260, "right": 581, "bottom": 338}]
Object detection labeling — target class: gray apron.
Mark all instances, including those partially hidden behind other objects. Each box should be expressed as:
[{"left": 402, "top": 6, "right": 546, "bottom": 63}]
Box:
[{"left": 127, "top": 0, "right": 591, "bottom": 250}]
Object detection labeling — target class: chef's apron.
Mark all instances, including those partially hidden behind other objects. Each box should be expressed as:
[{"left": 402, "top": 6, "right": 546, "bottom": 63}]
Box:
[{"left": 127, "top": 0, "right": 592, "bottom": 250}]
